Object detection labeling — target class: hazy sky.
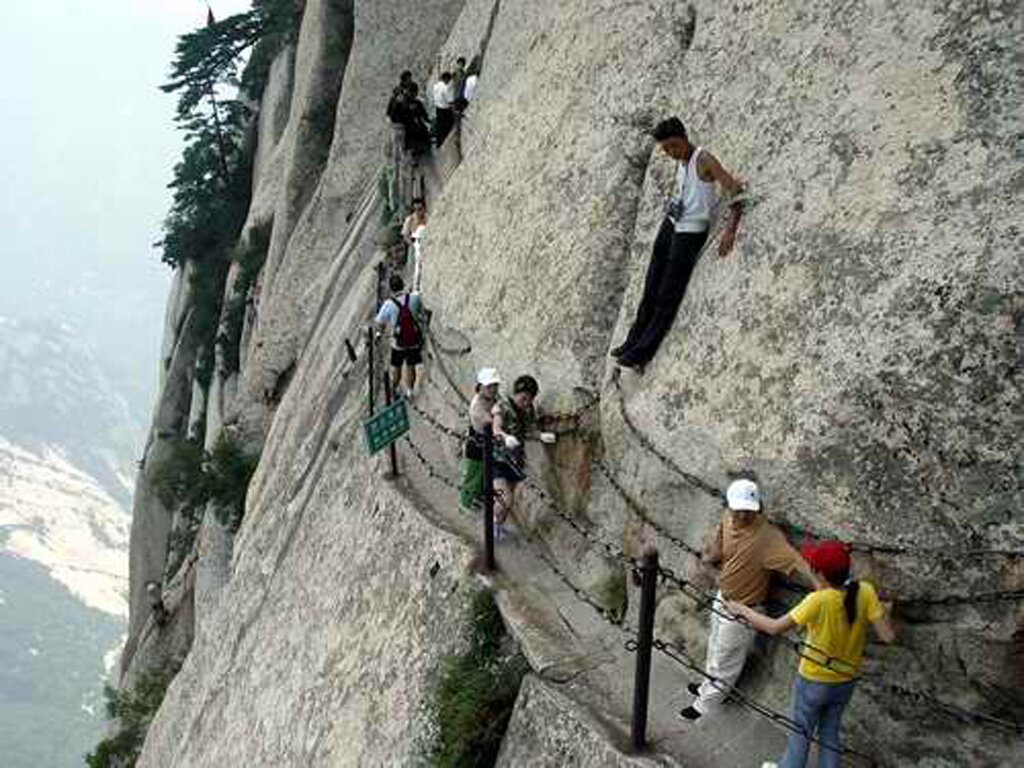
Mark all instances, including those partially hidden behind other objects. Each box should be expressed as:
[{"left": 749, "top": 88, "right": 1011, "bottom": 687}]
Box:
[
  {"left": 0, "top": 0, "right": 253, "bottom": 407},
  {"left": 0, "top": 0, "right": 251, "bottom": 317}
]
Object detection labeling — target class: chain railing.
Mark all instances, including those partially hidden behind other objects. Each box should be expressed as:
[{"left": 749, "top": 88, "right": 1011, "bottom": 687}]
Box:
[
  {"left": 399, "top": 394, "right": 1024, "bottom": 739},
  {"left": 610, "top": 375, "right": 1022, "bottom": 562}
]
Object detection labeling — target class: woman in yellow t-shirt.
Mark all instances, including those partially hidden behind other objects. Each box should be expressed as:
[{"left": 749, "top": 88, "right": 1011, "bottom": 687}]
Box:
[{"left": 728, "top": 540, "right": 895, "bottom": 768}]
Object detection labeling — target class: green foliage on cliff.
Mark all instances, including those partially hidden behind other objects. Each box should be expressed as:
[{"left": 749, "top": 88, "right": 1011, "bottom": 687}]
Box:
[
  {"left": 425, "top": 590, "right": 528, "bottom": 767},
  {"left": 84, "top": 660, "right": 182, "bottom": 768},
  {"left": 156, "top": 2, "right": 296, "bottom": 395},
  {"left": 151, "top": 432, "right": 260, "bottom": 546},
  {"left": 218, "top": 223, "right": 271, "bottom": 375}
]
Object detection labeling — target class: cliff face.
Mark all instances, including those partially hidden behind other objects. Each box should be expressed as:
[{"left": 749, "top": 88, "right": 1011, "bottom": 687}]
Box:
[{"left": 128, "top": 1, "right": 1022, "bottom": 765}]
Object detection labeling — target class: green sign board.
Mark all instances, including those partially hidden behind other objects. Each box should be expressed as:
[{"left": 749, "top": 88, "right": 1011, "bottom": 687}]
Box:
[{"left": 362, "top": 398, "right": 410, "bottom": 454}]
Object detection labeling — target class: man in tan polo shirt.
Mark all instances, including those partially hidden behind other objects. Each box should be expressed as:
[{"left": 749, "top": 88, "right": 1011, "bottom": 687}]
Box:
[{"left": 680, "top": 478, "right": 818, "bottom": 720}]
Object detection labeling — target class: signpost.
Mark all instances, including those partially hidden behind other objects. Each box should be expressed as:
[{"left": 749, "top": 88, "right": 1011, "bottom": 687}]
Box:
[{"left": 362, "top": 397, "right": 410, "bottom": 455}]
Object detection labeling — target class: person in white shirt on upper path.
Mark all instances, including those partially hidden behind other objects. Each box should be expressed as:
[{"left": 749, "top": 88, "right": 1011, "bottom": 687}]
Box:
[{"left": 432, "top": 72, "right": 457, "bottom": 147}]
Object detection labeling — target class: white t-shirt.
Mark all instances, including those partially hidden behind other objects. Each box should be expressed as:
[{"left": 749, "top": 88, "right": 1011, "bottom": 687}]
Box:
[
  {"left": 433, "top": 80, "right": 455, "bottom": 110},
  {"left": 464, "top": 75, "right": 478, "bottom": 101}
]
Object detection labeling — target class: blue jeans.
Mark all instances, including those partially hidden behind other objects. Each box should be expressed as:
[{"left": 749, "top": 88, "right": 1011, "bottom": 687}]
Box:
[{"left": 779, "top": 675, "right": 856, "bottom": 768}]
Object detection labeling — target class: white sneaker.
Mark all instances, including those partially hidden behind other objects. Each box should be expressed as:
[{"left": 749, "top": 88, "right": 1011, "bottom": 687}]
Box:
[{"left": 761, "top": 762, "right": 778, "bottom": 768}]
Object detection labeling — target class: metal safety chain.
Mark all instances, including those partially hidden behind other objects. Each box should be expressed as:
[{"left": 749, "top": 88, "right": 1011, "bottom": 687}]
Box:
[
  {"left": 402, "top": 394, "right": 1024, "bottom": 736},
  {"left": 611, "top": 375, "right": 1021, "bottom": 563},
  {"left": 632, "top": 637, "right": 880, "bottom": 767}
]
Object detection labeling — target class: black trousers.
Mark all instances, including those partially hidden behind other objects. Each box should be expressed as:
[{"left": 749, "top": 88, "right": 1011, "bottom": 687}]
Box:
[
  {"left": 618, "top": 217, "right": 708, "bottom": 366},
  {"left": 434, "top": 108, "right": 455, "bottom": 147}
]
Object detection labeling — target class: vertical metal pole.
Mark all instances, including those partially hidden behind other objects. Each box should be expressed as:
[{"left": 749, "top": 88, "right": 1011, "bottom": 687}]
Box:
[
  {"left": 631, "top": 547, "right": 658, "bottom": 752},
  {"left": 383, "top": 370, "right": 399, "bottom": 477},
  {"left": 367, "top": 326, "right": 375, "bottom": 416},
  {"left": 482, "top": 424, "right": 495, "bottom": 571}
]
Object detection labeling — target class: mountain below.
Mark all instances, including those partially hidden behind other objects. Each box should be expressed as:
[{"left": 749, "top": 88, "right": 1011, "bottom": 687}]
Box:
[{"left": 0, "top": 314, "right": 148, "bottom": 767}]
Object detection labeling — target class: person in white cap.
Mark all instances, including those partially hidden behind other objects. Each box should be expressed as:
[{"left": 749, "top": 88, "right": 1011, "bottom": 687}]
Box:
[
  {"left": 680, "top": 478, "right": 818, "bottom": 720},
  {"left": 459, "top": 368, "right": 501, "bottom": 511}
]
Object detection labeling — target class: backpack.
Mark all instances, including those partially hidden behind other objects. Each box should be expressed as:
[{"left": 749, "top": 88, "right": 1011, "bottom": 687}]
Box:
[{"left": 393, "top": 294, "right": 422, "bottom": 349}]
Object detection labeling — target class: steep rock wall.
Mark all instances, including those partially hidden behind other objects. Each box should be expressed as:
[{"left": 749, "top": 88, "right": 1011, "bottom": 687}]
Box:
[{"left": 127, "top": 0, "right": 1022, "bottom": 765}]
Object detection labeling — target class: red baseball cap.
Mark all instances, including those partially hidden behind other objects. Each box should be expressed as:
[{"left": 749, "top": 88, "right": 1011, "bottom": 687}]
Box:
[{"left": 800, "top": 540, "right": 851, "bottom": 577}]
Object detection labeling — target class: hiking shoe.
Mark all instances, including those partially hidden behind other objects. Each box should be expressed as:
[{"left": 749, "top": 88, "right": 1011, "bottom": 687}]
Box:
[
  {"left": 617, "top": 358, "right": 645, "bottom": 375},
  {"left": 679, "top": 706, "right": 702, "bottom": 721},
  {"left": 610, "top": 343, "right": 628, "bottom": 358},
  {"left": 687, "top": 682, "right": 701, "bottom": 697}
]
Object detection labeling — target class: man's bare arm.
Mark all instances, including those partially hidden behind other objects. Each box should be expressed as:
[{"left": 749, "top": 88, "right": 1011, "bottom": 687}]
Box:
[
  {"left": 699, "top": 151, "right": 745, "bottom": 257},
  {"left": 702, "top": 523, "right": 723, "bottom": 565}
]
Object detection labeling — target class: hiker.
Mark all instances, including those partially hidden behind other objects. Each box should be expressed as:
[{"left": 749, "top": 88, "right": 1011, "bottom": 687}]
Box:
[
  {"left": 432, "top": 72, "right": 457, "bottom": 147},
  {"left": 402, "top": 198, "right": 428, "bottom": 292},
  {"left": 146, "top": 581, "right": 168, "bottom": 627},
  {"left": 463, "top": 69, "right": 479, "bottom": 103},
  {"left": 452, "top": 56, "right": 470, "bottom": 111},
  {"left": 728, "top": 541, "right": 895, "bottom": 768},
  {"left": 680, "top": 478, "right": 818, "bottom": 720},
  {"left": 460, "top": 368, "right": 501, "bottom": 513},
  {"left": 611, "top": 117, "right": 745, "bottom": 372},
  {"left": 491, "top": 375, "right": 556, "bottom": 538},
  {"left": 374, "top": 274, "right": 426, "bottom": 398},
  {"left": 453, "top": 57, "right": 467, "bottom": 98},
  {"left": 386, "top": 70, "right": 415, "bottom": 123},
  {"left": 389, "top": 82, "right": 432, "bottom": 157}
]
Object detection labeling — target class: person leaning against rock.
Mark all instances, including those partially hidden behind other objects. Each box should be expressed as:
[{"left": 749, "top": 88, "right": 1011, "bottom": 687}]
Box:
[
  {"left": 459, "top": 368, "right": 501, "bottom": 513},
  {"left": 729, "top": 541, "right": 895, "bottom": 768},
  {"left": 612, "top": 116, "right": 745, "bottom": 372},
  {"left": 680, "top": 478, "right": 818, "bottom": 721}
]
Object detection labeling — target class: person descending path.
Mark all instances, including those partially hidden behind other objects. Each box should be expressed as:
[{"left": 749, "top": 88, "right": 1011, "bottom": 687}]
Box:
[
  {"left": 490, "top": 375, "right": 556, "bottom": 540},
  {"left": 612, "top": 117, "right": 745, "bottom": 372},
  {"left": 374, "top": 274, "right": 427, "bottom": 398},
  {"left": 388, "top": 81, "right": 432, "bottom": 158},
  {"left": 729, "top": 541, "right": 895, "bottom": 768},
  {"left": 433, "top": 72, "right": 457, "bottom": 147},
  {"left": 680, "top": 479, "right": 818, "bottom": 720},
  {"left": 460, "top": 368, "right": 501, "bottom": 513},
  {"left": 402, "top": 197, "right": 428, "bottom": 292}
]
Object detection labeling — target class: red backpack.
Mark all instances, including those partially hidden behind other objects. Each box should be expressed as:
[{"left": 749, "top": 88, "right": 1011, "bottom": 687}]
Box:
[{"left": 394, "top": 294, "right": 422, "bottom": 348}]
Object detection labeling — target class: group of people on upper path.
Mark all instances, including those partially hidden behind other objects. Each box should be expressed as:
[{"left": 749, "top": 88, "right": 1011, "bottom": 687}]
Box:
[{"left": 386, "top": 57, "right": 479, "bottom": 157}]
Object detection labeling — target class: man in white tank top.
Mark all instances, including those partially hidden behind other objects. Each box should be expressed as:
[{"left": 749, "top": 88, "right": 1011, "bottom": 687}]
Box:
[{"left": 612, "top": 117, "right": 744, "bottom": 371}]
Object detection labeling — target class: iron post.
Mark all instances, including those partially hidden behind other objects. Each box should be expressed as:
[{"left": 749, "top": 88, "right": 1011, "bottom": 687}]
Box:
[
  {"left": 631, "top": 547, "right": 658, "bottom": 752},
  {"left": 383, "top": 370, "right": 399, "bottom": 477},
  {"left": 482, "top": 424, "right": 495, "bottom": 571},
  {"left": 367, "top": 326, "right": 375, "bottom": 416}
]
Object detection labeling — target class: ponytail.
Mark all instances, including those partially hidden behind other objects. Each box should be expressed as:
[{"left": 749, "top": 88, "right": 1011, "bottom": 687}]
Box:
[{"left": 842, "top": 577, "right": 859, "bottom": 625}]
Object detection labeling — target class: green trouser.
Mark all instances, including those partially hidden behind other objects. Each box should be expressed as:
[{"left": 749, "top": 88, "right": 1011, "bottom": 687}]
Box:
[{"left": 460, "top": 457, "right": 483, "bottom": 508}]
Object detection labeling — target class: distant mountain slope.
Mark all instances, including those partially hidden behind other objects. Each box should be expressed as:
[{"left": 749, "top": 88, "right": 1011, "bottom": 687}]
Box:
[
  {"left": 0, "top": 315, "right": 142, "bottom": 768},
  {"left": 0, "top": 553, "right": 124, "bottom": 768}
]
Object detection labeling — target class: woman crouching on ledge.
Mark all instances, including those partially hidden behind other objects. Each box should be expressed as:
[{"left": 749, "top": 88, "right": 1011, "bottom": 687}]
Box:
[{"left": 727, "top": 540, "right": 895, "bottom": 768}]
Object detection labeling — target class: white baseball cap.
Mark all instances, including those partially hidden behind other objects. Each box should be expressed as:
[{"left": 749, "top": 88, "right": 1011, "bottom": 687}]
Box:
[
  {"left": 726, "top": 479, "right": 761, "bottom": 512},
  {"left": 477, "top": 367, "right": 501, "bottom": 386}
]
